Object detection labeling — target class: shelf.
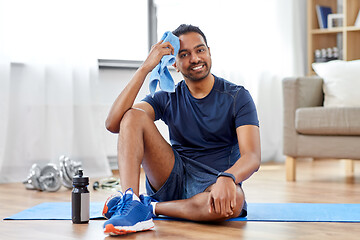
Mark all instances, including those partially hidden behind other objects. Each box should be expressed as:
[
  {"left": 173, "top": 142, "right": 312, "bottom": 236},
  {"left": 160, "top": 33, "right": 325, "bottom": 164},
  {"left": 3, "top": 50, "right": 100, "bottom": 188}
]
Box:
[
  {"left": 311, "top": 27, "right": 343, "bottom": 34},
  {"left": 307, "top": 0, "right": 360, "bottom": 75},
  {"left": 311, "top": 26, "right": 360, "bottom": 34},
  {"left": 346, "top": 26, "right": 360, "bottom": 31}
]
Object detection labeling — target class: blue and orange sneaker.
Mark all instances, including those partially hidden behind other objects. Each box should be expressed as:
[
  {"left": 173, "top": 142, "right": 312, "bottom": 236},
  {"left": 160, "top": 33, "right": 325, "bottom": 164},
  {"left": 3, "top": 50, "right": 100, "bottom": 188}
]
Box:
[
  {"left": 139, "top": 194, "right": 157, "bottom": 211},
  {"left": 103, "top": 188, "right": 155, "bottom": 235},
  {"left": 102, "top": 191, "right": 123, "bottom": 219}
]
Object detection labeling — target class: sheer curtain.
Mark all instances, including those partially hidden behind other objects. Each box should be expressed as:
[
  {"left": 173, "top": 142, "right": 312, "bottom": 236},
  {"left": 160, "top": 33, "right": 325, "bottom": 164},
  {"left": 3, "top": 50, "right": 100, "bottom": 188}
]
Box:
[
  {"left": 156, "top": 0, "right": 307, "bottom": 162},
  {"left": 0, "top": 0, "right": 112, "bottom": 182}
]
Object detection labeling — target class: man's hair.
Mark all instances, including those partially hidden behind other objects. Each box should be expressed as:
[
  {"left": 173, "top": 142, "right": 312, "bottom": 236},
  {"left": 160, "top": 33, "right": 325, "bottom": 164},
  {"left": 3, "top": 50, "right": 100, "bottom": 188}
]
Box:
[{"left": 172, "top": 24, "right": 208, "bottom": 47}]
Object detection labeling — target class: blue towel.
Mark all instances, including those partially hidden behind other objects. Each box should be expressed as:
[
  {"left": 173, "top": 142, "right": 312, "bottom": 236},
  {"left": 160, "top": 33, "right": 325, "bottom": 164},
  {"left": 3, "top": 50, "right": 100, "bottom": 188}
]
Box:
[{"left": 149, "top": 31, "right": 180, "bottom": 97}]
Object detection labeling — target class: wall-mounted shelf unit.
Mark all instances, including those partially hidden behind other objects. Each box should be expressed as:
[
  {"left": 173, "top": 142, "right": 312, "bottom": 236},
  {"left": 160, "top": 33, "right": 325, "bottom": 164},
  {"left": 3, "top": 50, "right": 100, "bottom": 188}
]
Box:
[{"left": 307, "top": 0, "right": 360, "bottom": 75}]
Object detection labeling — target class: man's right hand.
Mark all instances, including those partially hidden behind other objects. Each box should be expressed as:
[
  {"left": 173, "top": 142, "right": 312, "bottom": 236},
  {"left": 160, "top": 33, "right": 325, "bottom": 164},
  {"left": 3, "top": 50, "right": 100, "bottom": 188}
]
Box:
[{"left": 141, "top": 40, "right": 175, "bottom": 73}]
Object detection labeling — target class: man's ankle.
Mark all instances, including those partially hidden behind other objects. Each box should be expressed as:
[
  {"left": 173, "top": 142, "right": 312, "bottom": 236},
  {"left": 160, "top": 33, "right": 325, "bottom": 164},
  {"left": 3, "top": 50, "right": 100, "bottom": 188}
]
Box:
[{"left": 151, "top": 202, "right": 157, "bottom": 216}]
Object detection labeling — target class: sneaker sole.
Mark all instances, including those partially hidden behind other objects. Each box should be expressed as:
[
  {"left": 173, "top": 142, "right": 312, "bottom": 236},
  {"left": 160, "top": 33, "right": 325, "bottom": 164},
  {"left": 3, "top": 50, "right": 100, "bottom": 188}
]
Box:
[{"left": 104, "top": 219, "right": 155, "bottom": 235}]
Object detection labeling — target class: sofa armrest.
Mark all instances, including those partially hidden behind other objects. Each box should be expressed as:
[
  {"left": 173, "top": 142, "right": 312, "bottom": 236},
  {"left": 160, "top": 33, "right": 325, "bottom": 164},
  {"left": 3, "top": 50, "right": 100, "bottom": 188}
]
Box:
[
  {"left": 282, "top": 76, "right": 324, "bottom": 156},
  {"left": 283, "top": 76, "right": 324, "bottom": 109}
]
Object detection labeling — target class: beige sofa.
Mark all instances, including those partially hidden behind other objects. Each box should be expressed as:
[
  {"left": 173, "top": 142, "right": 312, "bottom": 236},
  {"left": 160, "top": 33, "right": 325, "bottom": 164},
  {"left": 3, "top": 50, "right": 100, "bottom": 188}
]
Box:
[{"left": 282, "top": 76, "right": 360, "bottom": 181}]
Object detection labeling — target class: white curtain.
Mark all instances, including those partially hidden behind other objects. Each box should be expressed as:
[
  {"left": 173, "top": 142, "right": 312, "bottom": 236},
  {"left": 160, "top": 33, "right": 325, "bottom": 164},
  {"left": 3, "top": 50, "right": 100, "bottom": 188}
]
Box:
[
  {"left": 156, "top": 0, "right": 307, "bottom": 162},
  {"left": 0, "top": 0, "right": 112, "bottom": 182}
]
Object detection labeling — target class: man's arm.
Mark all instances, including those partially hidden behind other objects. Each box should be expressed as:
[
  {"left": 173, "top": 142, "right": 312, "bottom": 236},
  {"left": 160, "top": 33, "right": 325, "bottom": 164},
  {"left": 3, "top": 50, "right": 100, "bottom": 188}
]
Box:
[
  {"left": 227, "top": 125, "right": 261, "bottom": 182},
  {"left": 105, "top": 40, "right": 174, "bottom": 133},
  {"left": 208, "top": 125, "right": 261, "bottom": 216}
]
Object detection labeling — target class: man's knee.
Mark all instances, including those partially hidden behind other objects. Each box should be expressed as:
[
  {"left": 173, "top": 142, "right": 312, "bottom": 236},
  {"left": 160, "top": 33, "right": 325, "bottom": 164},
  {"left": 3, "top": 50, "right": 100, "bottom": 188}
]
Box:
[
  {"left": 187, "top": 188, "right": 245, "bottom": 221},
  {"left": 232, "top": 187, "right": 245, "bottom": 217},
  {"left": 120, "top": 108, "right": 151, "bottom": 129}
]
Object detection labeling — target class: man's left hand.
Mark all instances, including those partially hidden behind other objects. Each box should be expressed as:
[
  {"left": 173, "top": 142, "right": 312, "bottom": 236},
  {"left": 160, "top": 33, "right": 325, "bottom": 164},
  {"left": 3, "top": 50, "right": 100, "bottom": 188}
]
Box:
[{"left": 208, "top": 176, "right": 237, "bottom": 217}]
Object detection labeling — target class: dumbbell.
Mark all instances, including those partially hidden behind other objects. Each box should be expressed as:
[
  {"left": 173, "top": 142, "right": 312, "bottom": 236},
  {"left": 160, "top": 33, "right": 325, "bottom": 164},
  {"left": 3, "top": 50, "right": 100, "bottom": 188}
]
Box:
[
  {"left": 23, "top": 164, "right": 42, "bottom": 190},
  {"left": 23, "top": 156, "right": 82, "bottom": 192},
  {"left": 23, "top": 163, "right": 62, "bottom": 192},
  {"left": 59, "top": 155, "right": 82, "bottom": 189}
]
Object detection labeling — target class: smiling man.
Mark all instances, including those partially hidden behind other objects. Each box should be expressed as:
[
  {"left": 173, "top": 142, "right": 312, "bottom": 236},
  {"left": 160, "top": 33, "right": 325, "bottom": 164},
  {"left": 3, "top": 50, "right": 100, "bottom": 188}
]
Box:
[{"left": 103, "top": 24, "right": 261, "bottom": 235}]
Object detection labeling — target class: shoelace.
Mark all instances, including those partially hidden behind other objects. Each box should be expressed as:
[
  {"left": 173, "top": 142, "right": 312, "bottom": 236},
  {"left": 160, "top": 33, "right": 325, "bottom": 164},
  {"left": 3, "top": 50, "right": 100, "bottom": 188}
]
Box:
[{"left": 109, "top": 189, "right": 134, "bottom": 216}]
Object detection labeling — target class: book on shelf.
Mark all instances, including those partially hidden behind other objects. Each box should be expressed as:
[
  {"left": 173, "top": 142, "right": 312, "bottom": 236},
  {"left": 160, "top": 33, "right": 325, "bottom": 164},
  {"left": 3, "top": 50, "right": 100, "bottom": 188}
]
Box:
[
  {"left": 355, "top": 9, "right": 360, "bottom": 27},
  {"left": 316, "top": 5, "right": 332, "bottom": 29}
]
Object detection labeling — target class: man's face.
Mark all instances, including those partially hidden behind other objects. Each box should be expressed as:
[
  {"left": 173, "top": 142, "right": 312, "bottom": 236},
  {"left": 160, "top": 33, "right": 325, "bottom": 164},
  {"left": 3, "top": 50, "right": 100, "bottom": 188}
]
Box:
[{"left": 174, "top": 32, "right": 212, "bottom": 82}]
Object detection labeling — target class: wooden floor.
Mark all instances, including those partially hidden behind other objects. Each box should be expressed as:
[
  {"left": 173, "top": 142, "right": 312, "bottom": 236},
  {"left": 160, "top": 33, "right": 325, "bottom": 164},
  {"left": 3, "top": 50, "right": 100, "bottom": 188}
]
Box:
[{"left": 1, "top": 159, "right": 360, "bottom": 240}]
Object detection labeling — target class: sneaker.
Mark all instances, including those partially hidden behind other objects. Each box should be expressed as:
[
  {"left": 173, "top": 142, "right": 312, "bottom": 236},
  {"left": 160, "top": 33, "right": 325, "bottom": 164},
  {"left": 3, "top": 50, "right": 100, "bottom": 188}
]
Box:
[
  {"left": 102, "top": 191, "right": 123, "bottom": 219},
  {"left": 103, "top": 188, "right": 155, "bottom": 235},
  {"left": 139, "top": 194, "right": 157, "bottom": 215}
]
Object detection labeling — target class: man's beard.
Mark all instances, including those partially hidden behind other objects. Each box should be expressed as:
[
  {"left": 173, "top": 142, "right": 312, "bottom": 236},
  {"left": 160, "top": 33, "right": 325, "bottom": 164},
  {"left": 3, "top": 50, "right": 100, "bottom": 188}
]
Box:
[{"left": 181, "top": 62, "right": 211, "bottom": 82}]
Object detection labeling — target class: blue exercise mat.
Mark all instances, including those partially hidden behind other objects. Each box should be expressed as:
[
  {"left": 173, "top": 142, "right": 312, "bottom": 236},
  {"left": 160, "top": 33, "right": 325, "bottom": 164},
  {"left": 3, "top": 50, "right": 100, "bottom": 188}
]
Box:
[
  {"left": 234, "top": 203, "right": 360, "bottom": 222},
  {"left": 4, "top": 202, "right": 360, "bottom": 222},
  {"left": 4, "top": 202, "right": 105, "bottom": 220}
]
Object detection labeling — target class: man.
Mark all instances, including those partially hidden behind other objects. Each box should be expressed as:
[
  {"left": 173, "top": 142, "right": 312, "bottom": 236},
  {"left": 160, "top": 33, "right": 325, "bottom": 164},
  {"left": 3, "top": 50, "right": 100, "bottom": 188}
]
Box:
[{"left": 103, "top": 24, "right": 261, "bottom": 235}]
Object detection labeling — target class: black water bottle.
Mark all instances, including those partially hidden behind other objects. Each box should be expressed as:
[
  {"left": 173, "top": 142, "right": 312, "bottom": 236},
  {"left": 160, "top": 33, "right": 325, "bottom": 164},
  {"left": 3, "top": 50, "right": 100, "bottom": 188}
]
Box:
[{"left": 72, "top": 169, "right": 90, "bottom": 224}]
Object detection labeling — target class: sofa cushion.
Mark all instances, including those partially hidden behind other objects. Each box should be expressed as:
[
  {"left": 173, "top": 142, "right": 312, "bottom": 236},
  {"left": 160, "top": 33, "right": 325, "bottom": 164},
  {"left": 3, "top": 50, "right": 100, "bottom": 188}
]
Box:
[
  {"left": 312, "top": 60, "right": 360, "bottom": 107},
  {"left": 295, "top": 107, "right": 360, "bottom": 136}
]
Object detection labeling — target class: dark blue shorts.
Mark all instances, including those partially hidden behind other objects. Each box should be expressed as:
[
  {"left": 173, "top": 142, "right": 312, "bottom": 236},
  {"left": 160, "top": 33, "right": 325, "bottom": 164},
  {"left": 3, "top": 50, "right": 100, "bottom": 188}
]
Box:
[{"left": 145, "top": 148, "right": 247, "bottom": 217}]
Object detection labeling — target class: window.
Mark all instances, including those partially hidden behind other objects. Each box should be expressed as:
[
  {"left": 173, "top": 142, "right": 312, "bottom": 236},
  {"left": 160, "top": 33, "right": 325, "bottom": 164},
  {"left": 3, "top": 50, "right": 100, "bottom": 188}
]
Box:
[{"left": 0, "top": 0, "right": 150, "bottom": 62}]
